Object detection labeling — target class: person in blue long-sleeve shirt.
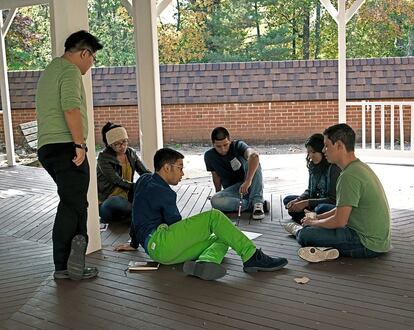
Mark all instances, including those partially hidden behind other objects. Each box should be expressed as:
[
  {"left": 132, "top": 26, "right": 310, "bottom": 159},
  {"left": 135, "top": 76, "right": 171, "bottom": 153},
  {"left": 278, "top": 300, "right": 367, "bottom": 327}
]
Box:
[{"left": 114, "top": 147, "right": 288, "bottom": 281}]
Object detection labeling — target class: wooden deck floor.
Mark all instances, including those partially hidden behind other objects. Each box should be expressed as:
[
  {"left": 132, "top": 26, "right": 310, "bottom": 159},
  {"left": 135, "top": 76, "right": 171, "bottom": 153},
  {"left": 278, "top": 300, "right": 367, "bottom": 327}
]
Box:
[{"left": 1, "top": 163, "right": 413, "bottom": 330}]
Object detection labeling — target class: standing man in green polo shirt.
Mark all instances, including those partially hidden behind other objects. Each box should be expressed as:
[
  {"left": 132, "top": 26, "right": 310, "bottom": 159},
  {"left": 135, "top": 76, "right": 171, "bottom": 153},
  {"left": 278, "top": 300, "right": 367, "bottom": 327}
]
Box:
[
  {"left": 283, "top": 124, "right": 391, "bottom": 262},
  {"left": 36, "top": 30, "right": 103, "bottom": 280}
]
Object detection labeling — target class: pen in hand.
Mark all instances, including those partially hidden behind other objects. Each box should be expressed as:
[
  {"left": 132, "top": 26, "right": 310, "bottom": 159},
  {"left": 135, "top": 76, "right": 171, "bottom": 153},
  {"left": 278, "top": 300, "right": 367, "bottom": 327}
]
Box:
[{"left": 237, "top": 193, "right": 243, "bottom": 226}]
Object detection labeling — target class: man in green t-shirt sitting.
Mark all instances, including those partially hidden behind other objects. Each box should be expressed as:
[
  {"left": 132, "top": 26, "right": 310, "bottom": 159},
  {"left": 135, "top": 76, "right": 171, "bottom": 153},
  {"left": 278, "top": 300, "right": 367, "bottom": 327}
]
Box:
[{"left": 283, "top": 124, "right": 391, "bottom": 262}]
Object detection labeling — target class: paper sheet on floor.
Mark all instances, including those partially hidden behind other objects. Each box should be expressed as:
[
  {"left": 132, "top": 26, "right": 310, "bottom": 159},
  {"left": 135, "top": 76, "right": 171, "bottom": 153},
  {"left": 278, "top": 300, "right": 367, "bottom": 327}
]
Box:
[
  {"left": 241, "top": 231, "right": 262, "bottom": 240},
  {"left": 229, "top": 231, "right": 262, "bottom": 251}
]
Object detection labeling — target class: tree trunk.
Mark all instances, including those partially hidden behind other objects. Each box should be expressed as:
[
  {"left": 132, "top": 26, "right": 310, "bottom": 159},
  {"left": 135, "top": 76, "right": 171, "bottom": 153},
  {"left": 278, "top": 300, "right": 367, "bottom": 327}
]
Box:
[
  {"left": 97, "top": 0, "right": 102, "bottom": 21},
  {"left": 292, "top": 16, "right": 296, "bottom": 58},
  {"left": 176, "top": 0, "right": 181, "bottom": 31},
  {"left": 407, "top": 28, "right": 414, "bottom": 56},
  {"left": 254, "top": 1, "right": 261, "bottom": 40},
  {"left": 314, "top": 1, "right": 321, "bottom": 59},
  {"left": 302, "top": 9, "right": 310, "bottom": 59}
]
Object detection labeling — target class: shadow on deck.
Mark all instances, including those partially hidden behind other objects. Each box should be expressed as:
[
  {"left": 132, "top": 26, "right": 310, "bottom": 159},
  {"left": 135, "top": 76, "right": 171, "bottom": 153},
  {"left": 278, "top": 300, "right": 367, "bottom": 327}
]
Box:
[{"left": 1, "top": 164, "right": 413, "bottom": 330}]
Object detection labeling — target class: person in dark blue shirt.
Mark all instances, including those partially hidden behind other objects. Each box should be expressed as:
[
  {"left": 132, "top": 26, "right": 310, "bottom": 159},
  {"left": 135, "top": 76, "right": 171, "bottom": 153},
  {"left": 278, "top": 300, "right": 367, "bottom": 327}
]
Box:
[
  {"left": 204, "top": 127, "right": 267, "bottom": 220},
  {"left": 115, "top": 147, "right": 288, "bottom": 281}
]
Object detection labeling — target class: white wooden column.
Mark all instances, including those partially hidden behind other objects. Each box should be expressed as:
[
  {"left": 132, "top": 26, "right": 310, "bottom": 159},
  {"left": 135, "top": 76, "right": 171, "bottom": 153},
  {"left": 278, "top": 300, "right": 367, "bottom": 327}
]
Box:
[
  {"left": 337, "top": 0, "right": 346, "bottom": 123},
  {"left": 50, "top": 0, "right": 101, "bottom": 253},
  {"left": 320, "top": 0, "right": 366, "bottom": 124},
  {"left": 132, "top": 0, "right": 163, "bottom": 170},
  {"left": 0, "top": 10, "right": 17, "bottom": 166}
]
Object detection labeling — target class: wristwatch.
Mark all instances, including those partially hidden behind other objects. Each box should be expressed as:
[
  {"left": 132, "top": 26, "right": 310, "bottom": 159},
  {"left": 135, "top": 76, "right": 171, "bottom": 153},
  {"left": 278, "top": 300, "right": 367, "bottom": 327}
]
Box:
[{"left": 74, "top": 143, "right": 88, "bottom": 152}]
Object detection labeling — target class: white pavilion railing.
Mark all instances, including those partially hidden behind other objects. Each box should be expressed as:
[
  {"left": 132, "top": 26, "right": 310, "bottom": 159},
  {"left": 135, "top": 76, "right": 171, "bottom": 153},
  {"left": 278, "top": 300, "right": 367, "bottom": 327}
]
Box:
[{"left": 346, "top": 101, "right": 414, "bottom": 155}]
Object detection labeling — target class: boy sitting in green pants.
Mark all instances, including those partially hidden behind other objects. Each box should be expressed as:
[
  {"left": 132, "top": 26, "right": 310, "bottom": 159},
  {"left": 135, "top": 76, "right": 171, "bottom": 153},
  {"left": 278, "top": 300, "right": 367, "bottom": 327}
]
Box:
[{"left": 116, "top": 147, "right": 288, "bottom": 280}]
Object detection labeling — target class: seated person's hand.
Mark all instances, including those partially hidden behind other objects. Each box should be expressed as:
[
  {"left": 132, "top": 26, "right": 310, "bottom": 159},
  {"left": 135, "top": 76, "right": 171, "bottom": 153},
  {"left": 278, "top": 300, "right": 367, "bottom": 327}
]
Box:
[
  {"left": 289, "top": 199, "right": 308, "bottom": 212},
  {"left": 304, "top": 210, "right": 317, "bottom": 219},
  {"left": 301, "top": 211, "right": 317, "bottom": 226},
  {"left": 239, "top": 180, "right": 252, "bottom": 195},
  {"left": 286, "top": 199, "right": 298, "bottom": 209},
  {"left": 113, "top": 243, "right": 137, "bottom": 252}
]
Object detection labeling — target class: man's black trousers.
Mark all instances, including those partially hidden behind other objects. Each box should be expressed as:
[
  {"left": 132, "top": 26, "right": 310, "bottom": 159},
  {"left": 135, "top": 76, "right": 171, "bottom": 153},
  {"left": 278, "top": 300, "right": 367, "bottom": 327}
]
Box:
[{"left": 38, "top": 142, "right": 90, "bottom": 271}]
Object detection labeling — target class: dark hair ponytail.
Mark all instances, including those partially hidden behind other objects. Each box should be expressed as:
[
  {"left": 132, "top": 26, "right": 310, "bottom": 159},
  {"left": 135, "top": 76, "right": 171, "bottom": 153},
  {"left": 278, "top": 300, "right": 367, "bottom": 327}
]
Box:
[{"left": 101, "top": 121, "right": 122, "bottom": 147}]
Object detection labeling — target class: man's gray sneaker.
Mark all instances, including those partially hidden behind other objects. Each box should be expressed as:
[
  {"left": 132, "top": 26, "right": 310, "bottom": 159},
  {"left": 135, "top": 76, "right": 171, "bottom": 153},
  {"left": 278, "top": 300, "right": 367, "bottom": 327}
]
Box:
[
  {"left": 298, "top": 247, "right": 339, "bottom": 263},
  {"left": 183, "top": 261, "right": 227, "bottom": 280},
  {"left": 54, "top": 267, "right": 99, "bottom": 280},
  {"left": 283, "top": 222, "right": 303, "bottom": 236},
  {"left": 54, "top": 270, "right": 70, "bottom": 280},
  {"left": 67, "top": 235, "right": 87, "bottom": 280}
]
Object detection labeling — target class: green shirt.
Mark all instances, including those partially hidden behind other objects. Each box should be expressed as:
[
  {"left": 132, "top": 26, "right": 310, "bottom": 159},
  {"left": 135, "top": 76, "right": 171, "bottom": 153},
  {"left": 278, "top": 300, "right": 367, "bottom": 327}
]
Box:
[
  {"left": 35, "top": 57, "right": 88, "bottom": 149},
  {"left": 336, "top": 159, "right": 391, "bottom": 252}
]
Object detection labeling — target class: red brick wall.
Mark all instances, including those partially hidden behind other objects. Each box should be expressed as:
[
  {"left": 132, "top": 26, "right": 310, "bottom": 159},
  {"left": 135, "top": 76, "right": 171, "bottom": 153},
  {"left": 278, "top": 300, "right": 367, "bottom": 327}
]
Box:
[
  {"left": 162, "top": 101, "right": 340, "bottom": 143},
  {"left": 94, "top": 106, "right": 140, "bottom": 147},
  {"left": 1, "top": 100, "right": 412, "bottom": 147}
]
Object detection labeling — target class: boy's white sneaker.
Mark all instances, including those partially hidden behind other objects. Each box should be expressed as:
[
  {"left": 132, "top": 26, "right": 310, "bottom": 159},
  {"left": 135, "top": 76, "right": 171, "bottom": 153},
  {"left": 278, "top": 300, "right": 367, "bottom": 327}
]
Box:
[
  {"left": 282, "top": 222, "right": 303, "bottom": 236},
  {"left": 252, "top": 203, "right": 265, "bottom": 220},
  {"left": 298, "top": 247, "right": 339, "bottom": 263}
]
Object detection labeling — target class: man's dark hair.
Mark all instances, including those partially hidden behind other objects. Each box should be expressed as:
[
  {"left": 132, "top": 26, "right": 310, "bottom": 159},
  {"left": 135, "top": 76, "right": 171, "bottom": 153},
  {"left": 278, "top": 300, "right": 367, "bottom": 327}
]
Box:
[
  {"left": 154, "top": 148, "right": 184, "bottom": 171},
  {"left": 64, "top": 30, "right": 103, "bottom": 53},
  {"left": 323, "top": 123, "right": 356, "bottom": 152},
  {"left": 211, "top": 127, "right": 230, "bottom": 142}
]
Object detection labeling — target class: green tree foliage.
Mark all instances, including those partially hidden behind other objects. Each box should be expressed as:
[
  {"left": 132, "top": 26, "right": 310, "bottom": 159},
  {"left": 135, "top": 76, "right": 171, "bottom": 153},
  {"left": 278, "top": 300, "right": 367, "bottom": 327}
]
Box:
[
  {"left": 158, "top": 2, "right": 207, "bottom": 63},
  {"left": 5, "top": 5, "right": 51, "bottom": 70},
  {"left": 4, "top": 0, "right": 414, "bottom": 70},
  {"left": 88, "top": 0, "right": 135, "bottom": 66},
  {"left": 347, "top": 0, "right": 414, "bottom": 58}
]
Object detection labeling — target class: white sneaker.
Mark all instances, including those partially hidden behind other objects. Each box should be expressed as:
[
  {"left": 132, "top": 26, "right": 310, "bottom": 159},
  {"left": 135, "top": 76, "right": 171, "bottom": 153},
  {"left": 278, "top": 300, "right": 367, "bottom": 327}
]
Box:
[
  {"left": 282, "top": 222, "right": 303, "bottom": 236},
  {"left": 298, "top": 247, "right": 339, "bottom": 263},
  {"left": 252, "top": 203, "right": 265, "bottom": 220}
]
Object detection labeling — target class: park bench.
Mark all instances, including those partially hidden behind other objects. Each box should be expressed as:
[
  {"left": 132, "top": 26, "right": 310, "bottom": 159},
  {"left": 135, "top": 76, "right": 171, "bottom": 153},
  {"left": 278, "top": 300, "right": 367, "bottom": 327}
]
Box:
[{"left": 17, "top": 120, "right": 38, "bottom": 152}]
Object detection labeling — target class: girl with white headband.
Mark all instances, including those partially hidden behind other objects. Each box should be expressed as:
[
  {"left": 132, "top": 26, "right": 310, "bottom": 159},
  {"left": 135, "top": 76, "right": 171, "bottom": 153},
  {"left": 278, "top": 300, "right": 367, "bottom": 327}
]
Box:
[{"left": 97, "top": 122, "right": 150, "bottom": 228}]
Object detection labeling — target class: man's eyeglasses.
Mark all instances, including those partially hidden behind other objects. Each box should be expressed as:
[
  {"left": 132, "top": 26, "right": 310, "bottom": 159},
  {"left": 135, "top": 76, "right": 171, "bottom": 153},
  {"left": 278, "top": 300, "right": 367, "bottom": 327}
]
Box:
[
  {"left": 83, "top": 48, "right": 96, "bottom": 63},
  {"left": 112, "top": 139, "right": 129, "bottom": 148}
]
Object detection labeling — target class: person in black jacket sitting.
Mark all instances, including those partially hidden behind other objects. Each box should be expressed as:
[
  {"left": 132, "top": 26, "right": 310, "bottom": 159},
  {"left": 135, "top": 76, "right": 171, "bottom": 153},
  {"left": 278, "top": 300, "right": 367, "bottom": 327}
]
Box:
[
  {"left": 283, "top": 133, "right": 341, "bottom": 224},
  {"left": 97, "top": 122, "right": 150, "bottom": 223}
]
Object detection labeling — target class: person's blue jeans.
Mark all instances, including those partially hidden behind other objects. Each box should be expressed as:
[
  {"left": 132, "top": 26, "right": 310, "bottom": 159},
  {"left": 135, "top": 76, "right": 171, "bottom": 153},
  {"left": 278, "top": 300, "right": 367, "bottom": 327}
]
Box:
[
  {"left": 283, "top": 194, "right": 335, "bottom": 223},
  {"left": 99, "top": 196, "right": 132, "bottom": 223},
  {"left": 210, "top": 160, "right": 264, "bottom": 212},
  {"left": 296, "top": 226, "right": 381, "bottom": 258}
]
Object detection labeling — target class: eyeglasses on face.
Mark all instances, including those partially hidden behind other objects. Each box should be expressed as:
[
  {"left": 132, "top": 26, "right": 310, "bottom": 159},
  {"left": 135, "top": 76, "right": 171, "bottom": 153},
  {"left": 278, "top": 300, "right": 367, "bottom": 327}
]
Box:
[
  {"left": 81, "top": 48, "right": 96, "bottom": 62},
  {"left": 169, "top": 163, "right": 184, "bottom": 171},
  {"left": 112, "top": 139, "right": 129, "bottom": 148}
]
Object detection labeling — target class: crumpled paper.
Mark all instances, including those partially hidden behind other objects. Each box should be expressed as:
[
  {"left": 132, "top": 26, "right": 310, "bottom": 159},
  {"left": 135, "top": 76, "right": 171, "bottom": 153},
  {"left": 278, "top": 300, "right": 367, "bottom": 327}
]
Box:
[{"left": 294, "top": 276, "right": 310, "bottom": 284}]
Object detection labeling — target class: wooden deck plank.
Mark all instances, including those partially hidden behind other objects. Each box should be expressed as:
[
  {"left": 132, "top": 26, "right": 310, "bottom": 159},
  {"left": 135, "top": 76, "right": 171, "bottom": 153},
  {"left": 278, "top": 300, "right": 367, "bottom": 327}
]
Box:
[
  {"left": 1, "top": 317, "right": 46, "bottom": 330},
  {"left": 0, "top": 194, "right": 40, "bottom": 229},
  {"left": 7, "top": 305, "right": 73, "bottom": 330},
  {"left": 43, "top": 277, "right": 307, "bottom": 330},
  {"left": 180, "top": 185, "right": 206, "bottom": 218},
  {"left": 190, "top": 186, "right": 213, "bottom": 215},
  {"left": 13, "top": 195, "right": 59, "bottom": 239},
  {"left": 66, "top": 261, "right": 405, "bottom": 330},
  {"left": 5, "top": 195, "right": 58, "bottom": 237},
  {"left": 35, "top": 285, "right": 234, "bottom": 330},
  {"left": 88, "top": 244, "right": 412, "bottom": 324},
  {"left": 0, "top": 234, "right": 54, "bottom": 323},
  {"left": 176, "top": 184, "right": 197, "bottom": 213},
  {"left": 85, "top": 244, "right": 412, "bottom": 326}
]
